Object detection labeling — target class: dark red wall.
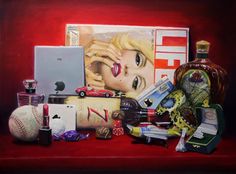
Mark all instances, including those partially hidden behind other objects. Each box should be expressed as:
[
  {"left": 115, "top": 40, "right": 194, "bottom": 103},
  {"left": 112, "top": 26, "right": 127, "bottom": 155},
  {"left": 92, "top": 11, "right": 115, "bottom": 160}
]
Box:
[{"left": 0, "top": 0, "right": 235, "bottom": 134}]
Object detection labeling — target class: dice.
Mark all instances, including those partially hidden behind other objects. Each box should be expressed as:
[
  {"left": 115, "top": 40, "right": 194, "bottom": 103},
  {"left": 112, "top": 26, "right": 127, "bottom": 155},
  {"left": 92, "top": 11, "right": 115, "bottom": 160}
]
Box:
[
  {"left": 112, "top": 127, "right": 124, "bottom": 136},
  {"left": 112, "top": 120, "right": 124, "bottom": 136}
]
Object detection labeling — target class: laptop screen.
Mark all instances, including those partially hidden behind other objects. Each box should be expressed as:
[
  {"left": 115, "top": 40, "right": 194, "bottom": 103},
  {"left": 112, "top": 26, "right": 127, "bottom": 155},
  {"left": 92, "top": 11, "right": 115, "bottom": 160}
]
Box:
[{"left": 34, "top": 46, "right": 85, "bottom": 101}]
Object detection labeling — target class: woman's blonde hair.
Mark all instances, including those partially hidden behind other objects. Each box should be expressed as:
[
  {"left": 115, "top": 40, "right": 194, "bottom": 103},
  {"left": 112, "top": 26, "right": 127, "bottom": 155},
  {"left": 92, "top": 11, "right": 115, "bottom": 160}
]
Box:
[
  {"left": 111, "top": 33, "right": 154, "bottom": 64},
  {"left": 111, "top": 32, "right": 154, "bottom": 97}
]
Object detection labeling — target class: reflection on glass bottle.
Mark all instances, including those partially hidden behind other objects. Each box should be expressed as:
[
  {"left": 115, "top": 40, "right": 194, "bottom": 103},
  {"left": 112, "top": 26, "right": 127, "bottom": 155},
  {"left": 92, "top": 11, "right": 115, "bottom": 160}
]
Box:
[{"left": 174, "top": 40, "right": 228, "bottom": 106}]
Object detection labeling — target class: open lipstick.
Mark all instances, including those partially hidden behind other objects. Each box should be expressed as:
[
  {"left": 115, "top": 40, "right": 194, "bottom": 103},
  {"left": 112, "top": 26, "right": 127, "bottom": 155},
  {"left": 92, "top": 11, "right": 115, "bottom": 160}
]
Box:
[
  {"left": 111, "top": 63, "right": 121, "bottom": 77},
  {"left": 43, "top": 104, "right": 49, "bottom": 129},
  {"left": 39, "top": 103, "right": 52, "bottom": 145}
]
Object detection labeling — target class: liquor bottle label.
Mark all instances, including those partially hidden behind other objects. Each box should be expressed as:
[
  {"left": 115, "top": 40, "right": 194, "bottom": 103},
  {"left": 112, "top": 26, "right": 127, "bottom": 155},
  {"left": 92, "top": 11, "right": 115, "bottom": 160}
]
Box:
[{"left": 180, "top": 69, "right": 210, "bottom": 106}]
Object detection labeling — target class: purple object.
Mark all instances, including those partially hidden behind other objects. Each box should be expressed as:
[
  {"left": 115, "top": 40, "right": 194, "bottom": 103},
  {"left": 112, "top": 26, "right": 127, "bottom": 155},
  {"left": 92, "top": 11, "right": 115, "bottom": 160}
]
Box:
[
  {"left": 17, "top": 92, "right": 44, "bottom": 107},
  {"left": 62, "top": 130, "right": 89, "bottom": 142},
  {"left": 52, "top": 134, "right": 61, "bottom": 141}
]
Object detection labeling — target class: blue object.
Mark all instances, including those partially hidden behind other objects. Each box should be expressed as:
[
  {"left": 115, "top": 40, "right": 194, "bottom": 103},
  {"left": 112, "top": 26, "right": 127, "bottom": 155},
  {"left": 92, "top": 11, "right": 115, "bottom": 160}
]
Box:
[
  {"left": 52, "top": 130, "right": 89, "bottom": 142},
  {"left": 136, "top": 78, "right": 175, "bottom": 109}
]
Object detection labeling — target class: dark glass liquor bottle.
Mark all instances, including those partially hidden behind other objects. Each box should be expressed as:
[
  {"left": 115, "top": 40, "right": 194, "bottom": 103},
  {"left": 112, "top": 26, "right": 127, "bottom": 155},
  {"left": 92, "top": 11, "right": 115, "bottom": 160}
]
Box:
[
  {"left": 118, "top": 97, "right": 171, "bottom": 126},
  {"left": 174, "top": 40, "right": 228, "bottom": 105}
]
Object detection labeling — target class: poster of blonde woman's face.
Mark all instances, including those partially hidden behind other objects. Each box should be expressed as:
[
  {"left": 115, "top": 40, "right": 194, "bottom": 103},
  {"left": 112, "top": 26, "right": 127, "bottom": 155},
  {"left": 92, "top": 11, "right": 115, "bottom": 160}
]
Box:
[
  {"left": 78, "top": 25, "right": 155, "bottom": 96},
  {"left": 99, "top": 49, "right": 154, "bottom": 94}
]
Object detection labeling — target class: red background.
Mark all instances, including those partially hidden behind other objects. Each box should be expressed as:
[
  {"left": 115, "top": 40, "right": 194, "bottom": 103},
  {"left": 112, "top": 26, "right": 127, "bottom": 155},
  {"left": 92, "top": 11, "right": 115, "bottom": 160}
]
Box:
[
  {"left": 0, "top": 0, "right": 236, "bottom": 135},
  {"left": 1, "top": 1, "right": 236, "bottom": 173}
]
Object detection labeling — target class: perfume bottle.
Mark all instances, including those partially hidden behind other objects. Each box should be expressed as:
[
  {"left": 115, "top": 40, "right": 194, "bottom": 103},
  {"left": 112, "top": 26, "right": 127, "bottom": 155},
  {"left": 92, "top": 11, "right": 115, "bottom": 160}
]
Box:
[
  {"left": 174, "top": 40, "right": 228, "bottom": 106},
  {"left": 17, "top": 79, "right": 44, "bottom": 106}
]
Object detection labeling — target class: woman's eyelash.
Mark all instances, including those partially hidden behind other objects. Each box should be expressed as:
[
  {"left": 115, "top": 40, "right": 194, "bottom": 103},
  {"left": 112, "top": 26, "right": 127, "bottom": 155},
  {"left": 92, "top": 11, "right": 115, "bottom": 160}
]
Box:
[
  {"left": 132, "top": 76, "right": 139, "bottom": 90},
  {"left": 135, "top": 52, "right": 147, "bottom": 67},
  {"left": 135, "top": 52, "right": 142, "bottom": 66}
]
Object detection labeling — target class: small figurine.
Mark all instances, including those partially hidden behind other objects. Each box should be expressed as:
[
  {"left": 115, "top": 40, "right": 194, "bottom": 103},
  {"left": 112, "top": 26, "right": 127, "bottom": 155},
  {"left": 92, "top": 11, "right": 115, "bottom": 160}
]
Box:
[{"left": 75, "top": 85, "right": 113, "bottom": 98}]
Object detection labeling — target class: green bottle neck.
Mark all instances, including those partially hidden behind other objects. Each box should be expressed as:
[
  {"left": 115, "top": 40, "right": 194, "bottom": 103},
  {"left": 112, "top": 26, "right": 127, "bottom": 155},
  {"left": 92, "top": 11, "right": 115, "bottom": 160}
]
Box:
[{"left": 196, "top": 53, "right": 208, "bottom": 59}]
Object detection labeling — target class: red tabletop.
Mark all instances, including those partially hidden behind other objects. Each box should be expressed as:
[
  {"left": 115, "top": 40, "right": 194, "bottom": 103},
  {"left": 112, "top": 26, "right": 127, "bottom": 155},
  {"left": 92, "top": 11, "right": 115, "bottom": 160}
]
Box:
[{"left": 0, "top": 132, "right": 236, "bottom": 173}]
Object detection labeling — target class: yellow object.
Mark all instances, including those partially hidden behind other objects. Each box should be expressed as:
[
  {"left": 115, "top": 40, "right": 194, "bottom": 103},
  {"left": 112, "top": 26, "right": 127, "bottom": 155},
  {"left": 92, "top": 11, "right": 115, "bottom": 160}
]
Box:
[
  {"left": 196, "top": 40, "right": 210, "bottom": 54},
  {"left": 167, "top": 129, "right": 181, "bottom": 136},
  {"left": 157, "top": 90, "right": 186, "bottom": 115},
  {"left": 202, "top": 99, "right": 210, "bottom": 107},
  {"left": 169, "top": 109, "right": 197, "bottom": 136},
  {"left": 130, "top": 127, "right": 142, "bottom": 137}
]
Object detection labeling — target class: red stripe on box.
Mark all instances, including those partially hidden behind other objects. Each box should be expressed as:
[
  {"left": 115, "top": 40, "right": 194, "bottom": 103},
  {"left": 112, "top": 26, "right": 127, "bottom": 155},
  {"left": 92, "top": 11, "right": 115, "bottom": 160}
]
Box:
[
  {"left": 160, "top": 37, "right": 187, "bottom": 46},
  {"left": 154, "top": 59, "right": 181, "bottom": 69}
]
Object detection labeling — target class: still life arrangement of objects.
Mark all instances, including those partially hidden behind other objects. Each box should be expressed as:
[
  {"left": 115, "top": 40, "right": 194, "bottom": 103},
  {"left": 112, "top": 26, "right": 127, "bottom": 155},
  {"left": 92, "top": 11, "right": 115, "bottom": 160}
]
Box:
[{"left": 8, "top": 24, "right": 228, "bottom": 155}]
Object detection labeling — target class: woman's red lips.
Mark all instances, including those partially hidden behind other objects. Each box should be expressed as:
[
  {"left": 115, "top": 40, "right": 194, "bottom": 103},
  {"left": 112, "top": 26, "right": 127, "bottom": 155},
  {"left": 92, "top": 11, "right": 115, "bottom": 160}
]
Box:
[{"left": 112, "top": 63, "right": 121, "bottom": 77}]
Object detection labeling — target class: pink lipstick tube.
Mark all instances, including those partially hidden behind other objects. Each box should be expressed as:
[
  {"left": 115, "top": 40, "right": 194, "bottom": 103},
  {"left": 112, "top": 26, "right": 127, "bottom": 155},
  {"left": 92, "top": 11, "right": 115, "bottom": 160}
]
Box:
[{"left": 39, "top": 104, "right": 52, "bottom": 146}]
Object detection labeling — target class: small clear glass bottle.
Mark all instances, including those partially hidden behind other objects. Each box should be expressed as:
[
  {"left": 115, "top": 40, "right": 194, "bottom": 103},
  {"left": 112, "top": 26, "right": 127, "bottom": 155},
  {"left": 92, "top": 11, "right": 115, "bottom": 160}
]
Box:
[
  {"left": 17, "top": 79, "right": 44, "bottom": 106},
  {"left": 174, "top": 40, "right": 228, "bottom": 106}
]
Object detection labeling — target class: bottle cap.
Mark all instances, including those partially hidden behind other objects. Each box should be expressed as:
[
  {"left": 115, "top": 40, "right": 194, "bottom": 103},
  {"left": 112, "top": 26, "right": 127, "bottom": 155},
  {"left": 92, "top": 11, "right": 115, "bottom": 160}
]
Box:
[
  {"left": 196, "top": 40, "right": 210, "bottom": 54},
  {"left": 23, "top": 79, "right": 37, "bottom": 94}
]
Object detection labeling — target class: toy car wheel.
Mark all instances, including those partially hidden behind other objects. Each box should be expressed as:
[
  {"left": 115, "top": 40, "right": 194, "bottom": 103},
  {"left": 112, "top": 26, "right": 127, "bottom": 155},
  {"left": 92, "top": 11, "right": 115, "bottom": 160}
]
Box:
[
  {"left": 105, "top": 93, "right": 110, "bottom": 98},
  {"left": 79, "top": 91, "right": 86, "bottom": 97}
]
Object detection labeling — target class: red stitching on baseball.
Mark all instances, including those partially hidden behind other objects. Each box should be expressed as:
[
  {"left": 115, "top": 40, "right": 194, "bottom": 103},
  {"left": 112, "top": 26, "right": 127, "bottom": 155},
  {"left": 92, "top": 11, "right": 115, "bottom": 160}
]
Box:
[
  {"left": 32, "top": 107, "right": 42, "bottom": 125},
  {"left": 10, "top": 114, "right": 27, "bottom": 138}
]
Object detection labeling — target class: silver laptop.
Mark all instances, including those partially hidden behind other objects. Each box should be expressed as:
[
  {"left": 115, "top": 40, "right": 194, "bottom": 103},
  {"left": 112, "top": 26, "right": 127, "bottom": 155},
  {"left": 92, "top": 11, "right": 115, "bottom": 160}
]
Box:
[{"left": 34, "top": 46, "right": 85, "bottom": 101}]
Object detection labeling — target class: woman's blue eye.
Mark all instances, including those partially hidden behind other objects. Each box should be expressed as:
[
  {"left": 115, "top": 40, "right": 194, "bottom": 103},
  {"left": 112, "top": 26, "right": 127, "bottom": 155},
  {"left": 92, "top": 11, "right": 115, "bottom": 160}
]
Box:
[{"left": 132, "top": 76, "right": 139, "bottom": 90}]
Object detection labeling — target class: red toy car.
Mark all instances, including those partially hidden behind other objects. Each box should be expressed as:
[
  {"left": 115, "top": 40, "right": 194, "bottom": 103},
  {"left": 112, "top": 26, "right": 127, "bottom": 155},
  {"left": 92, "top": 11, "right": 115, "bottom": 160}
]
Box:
[{"left": 75, "top": 86, "right": 114, "bottom": 98}]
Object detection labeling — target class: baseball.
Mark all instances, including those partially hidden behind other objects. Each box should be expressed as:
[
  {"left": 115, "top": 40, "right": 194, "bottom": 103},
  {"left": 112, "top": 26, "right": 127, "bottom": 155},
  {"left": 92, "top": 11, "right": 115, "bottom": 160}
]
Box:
[{"left": 8, "top": 105, "right": 43, "bottom": 142}]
